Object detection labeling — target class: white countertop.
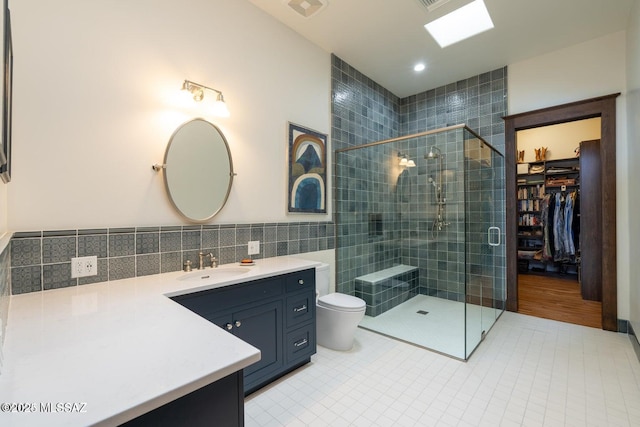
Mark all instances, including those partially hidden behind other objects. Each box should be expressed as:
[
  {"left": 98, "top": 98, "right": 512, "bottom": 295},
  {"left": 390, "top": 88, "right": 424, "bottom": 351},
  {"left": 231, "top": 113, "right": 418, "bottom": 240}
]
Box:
[{"left": 0, "top": 256, "right": 320, "bottom": 427}]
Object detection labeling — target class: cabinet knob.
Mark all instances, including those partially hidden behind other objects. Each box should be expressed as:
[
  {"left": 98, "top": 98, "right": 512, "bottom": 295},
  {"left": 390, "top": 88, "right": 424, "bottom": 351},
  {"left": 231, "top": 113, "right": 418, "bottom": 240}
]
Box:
[
  {"left": 235, "top": 320, "right": 242, "bottom": 328},
  {"left": 225, "top": 323, "right": 233, "bottom": 331},
  {"left": 298, "top": 279, "right": 304, "bottom": 285}
]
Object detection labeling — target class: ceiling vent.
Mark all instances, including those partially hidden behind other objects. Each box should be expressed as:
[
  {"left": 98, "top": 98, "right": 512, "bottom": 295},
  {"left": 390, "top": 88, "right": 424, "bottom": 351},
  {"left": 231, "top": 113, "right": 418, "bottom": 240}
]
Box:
[
  {"left": 416, "top": 0, "right": 453, "bottom": 12},
  {"left": 284, "top": 0, "right": 328, "bottom": 18}
]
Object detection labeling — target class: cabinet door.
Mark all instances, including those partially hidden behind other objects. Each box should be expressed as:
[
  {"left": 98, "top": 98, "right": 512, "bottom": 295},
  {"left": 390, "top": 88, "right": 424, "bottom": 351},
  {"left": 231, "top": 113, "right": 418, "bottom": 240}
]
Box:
[
  {"left": 206, "top": 313, "right": 234, "bottom": 333},
  {"left": 121, "top": 371, "right": 243, "bottom": 427},
  {"left": 232, "top": 300, "right": 283, "bottom": 384}
]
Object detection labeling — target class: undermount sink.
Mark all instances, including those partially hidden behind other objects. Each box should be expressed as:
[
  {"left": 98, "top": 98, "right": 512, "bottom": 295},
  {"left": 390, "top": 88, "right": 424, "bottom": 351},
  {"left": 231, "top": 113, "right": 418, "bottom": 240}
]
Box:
[{"left": 177, "top": 267, "right": 251, "bottom": 282}]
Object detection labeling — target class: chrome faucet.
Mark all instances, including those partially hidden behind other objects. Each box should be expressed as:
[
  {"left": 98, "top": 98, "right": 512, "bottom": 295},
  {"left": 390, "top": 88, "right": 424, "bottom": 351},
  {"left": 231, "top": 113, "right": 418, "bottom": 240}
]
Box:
[{"left": 198, "top": 251, "right": 217, "bottom": 269}]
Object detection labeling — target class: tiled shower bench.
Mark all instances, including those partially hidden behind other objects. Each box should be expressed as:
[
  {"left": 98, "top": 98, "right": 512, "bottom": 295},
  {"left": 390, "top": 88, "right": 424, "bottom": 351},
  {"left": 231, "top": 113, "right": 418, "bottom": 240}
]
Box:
[{"left": 355, "top": 265, "right": 418, "bottom": 316}]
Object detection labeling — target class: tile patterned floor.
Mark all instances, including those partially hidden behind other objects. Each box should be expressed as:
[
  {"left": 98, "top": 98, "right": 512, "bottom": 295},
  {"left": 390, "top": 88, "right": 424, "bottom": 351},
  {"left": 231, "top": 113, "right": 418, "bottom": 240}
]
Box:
[{"left": 245, "top": 311, "right": 640, "bottom": 426}]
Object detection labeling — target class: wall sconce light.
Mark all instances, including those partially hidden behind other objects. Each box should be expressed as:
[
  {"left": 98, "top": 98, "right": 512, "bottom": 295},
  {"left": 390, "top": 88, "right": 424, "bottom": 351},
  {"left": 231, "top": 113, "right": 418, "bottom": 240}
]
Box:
[
  {"left": 398, "top": 153, "right": 416, "bottom": 168},
  {"left": 182, "top": 79, "right": 230, "bottom": 117}
]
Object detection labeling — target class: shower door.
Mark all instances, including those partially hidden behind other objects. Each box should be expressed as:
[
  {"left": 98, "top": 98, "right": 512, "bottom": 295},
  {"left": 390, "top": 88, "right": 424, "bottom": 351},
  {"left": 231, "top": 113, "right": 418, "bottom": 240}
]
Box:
[
  {"left": 335, "top": 125, "right": 506, "bottom": 360},
  {"left": 464, "top": 133, "right": 505, "bottom": 359}
]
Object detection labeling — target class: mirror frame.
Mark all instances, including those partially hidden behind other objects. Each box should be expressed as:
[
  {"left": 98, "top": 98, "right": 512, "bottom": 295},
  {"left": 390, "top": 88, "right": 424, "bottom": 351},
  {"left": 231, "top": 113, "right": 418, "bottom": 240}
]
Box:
[{"left": 162, "top": 118, "right": 235, "bottom": 223}]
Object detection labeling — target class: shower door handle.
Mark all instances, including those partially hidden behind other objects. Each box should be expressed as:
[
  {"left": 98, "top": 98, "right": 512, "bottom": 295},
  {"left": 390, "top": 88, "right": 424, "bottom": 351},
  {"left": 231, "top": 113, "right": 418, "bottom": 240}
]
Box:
[{"left": 488, "top": 227, "right": 501, "bottom": 247}]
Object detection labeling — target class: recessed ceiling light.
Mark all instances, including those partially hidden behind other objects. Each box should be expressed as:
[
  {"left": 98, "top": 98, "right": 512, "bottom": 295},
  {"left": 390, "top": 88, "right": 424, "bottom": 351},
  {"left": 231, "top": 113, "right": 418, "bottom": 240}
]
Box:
[
  {"left": 424, "top": 0, "right": 494, "bottom": 48},
  {"left": 414, "top": 63, "right": 426, "bottom": 72}
]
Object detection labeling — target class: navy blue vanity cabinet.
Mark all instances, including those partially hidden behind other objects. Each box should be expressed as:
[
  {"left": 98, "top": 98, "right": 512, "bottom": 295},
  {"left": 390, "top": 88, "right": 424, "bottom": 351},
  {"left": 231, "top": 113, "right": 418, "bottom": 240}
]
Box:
[
  {"left": 121, "top": 371, "right": 243, "bottom": 427},
  {"left": 283, "top": 268, "right": 316, "bottom": 366},
  {"left": 226, "top": 300, "right": 284, "bottom": 391},
  {"left": 171, "top": 268, "right": 316, "bottom": 396},
  {"left": 191, "top": 277, "right": 285, "bottom": 392}
]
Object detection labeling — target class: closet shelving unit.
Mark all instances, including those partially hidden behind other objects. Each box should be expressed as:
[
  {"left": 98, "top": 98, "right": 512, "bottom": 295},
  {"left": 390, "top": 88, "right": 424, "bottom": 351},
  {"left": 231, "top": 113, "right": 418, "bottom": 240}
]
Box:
[{"left": 516, "top": 157, "right": 580, "bottom": 275}]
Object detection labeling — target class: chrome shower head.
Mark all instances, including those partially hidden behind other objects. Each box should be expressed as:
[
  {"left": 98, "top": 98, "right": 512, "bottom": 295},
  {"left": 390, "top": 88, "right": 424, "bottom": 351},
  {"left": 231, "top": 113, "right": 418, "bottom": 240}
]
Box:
[{"left": 425, "top": 146, "right": 441, "bottom": 159}]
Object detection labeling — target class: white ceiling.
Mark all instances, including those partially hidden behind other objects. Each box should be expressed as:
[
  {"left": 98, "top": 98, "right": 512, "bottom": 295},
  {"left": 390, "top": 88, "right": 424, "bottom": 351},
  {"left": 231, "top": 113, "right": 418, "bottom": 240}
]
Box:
[{"left": 248, "top": 0, "right": 634, "bottom": 98}]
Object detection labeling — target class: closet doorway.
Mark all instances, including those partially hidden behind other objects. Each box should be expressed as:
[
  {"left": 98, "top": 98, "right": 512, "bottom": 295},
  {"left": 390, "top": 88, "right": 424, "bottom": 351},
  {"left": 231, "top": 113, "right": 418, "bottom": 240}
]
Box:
[
  {"left": 504, "top": 94, "right": 619, "bottom": 331},
  {"left": 515, "top": 119, "right": 601, "bottom": 328}
]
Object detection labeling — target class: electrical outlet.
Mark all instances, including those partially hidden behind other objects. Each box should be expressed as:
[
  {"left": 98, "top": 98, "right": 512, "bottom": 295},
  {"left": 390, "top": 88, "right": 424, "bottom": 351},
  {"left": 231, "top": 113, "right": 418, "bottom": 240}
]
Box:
[
  {"left": 248, "top": 240, "right": 260, "bottom": 255},
  {"left": 71, "top": 256, "right": 98, "bottom": 278}
]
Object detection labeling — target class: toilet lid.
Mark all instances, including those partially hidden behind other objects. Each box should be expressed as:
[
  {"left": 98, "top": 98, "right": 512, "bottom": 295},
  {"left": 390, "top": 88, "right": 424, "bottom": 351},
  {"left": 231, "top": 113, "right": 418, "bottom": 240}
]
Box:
[{"left": 318, "top": 293, "right": 366, "bottom": 312}]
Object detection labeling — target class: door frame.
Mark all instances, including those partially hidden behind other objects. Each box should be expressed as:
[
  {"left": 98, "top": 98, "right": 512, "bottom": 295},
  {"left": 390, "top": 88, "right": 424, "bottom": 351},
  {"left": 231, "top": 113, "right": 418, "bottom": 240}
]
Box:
[{"left": 503, "top": 93, "right": 619, "bottom": 331}]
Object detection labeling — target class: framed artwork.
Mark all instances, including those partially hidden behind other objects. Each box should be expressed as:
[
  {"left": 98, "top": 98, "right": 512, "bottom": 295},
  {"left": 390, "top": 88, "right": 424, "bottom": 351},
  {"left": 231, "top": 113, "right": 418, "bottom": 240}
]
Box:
[
  {"left": 287, "top": 123, "right": 327, "bottom": 214},
  {"left": 0, "top": 3, "right": 11, "bottom": 183}
]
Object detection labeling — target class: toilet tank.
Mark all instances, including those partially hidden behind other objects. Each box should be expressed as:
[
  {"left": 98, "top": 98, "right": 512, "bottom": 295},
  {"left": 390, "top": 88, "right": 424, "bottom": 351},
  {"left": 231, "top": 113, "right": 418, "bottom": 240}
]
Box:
[{"left": 315, "top": 263, "right": 330, "bottom": 296}]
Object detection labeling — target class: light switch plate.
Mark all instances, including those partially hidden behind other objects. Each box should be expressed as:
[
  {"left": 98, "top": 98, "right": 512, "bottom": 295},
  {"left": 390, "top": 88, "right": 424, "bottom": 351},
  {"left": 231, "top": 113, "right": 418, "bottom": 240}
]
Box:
[{"left": 248, "top": 241, "right": 260, "bottom": 255}]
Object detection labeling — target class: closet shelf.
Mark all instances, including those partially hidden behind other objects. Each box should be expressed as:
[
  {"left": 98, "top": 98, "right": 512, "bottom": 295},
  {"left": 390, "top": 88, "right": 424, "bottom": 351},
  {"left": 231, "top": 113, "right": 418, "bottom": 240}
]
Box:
[
  {"left": 517, "top": 181, "right": 544, "bottom": 186},
  {"left": 515, "top": 156, "right": 580, "bottom": 275},
  {"left": 547, "top": 183, "right": 579, "bottom": 188},
  {"left": 546, "top": 170, "right": 579, "bottom": 175}
]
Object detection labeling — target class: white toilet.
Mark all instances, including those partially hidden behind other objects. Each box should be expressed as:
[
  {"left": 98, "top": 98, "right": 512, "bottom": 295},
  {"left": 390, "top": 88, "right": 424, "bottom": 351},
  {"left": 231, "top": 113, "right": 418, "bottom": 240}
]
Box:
[{"left": 315, "top": 263, "right": 366, "bottom": 351}]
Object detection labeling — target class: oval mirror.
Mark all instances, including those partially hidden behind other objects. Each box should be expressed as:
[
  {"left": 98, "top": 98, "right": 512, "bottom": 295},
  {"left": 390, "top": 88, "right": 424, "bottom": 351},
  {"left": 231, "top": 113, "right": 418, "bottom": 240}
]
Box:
[{"left": 162, "top": 118, "right": 234, "bottom": 222}]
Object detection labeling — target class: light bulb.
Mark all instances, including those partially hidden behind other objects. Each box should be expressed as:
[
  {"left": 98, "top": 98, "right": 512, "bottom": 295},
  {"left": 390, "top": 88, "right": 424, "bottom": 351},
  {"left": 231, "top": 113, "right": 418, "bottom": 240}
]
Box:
[{"left": 212, "top": 97, "right": 230, "bottom": 117}]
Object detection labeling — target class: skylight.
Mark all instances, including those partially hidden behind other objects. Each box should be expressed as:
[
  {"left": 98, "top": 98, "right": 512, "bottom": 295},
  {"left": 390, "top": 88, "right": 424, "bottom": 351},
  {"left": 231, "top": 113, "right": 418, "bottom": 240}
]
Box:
[{"left": 424, "top": 0, "right": 494, "bottom": 48}]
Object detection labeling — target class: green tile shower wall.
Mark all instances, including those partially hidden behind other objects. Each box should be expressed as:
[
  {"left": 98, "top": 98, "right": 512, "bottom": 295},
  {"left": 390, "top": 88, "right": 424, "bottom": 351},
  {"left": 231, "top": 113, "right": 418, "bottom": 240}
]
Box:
[
  {"left": 9, "top": 222, "right": 334, "bottom": 295},
  {"left": 332, "top": 54, "right": 507, "bottom": 300},
  {"left": 332, "top": 55, "right": 402, "bottom": 296}
]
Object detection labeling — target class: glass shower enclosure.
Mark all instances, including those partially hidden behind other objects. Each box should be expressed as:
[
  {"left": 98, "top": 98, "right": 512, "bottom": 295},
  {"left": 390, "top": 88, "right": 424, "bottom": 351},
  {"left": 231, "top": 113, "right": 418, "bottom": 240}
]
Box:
[{"left": 334, "top": 124, "right": 505, "bottom": 360}]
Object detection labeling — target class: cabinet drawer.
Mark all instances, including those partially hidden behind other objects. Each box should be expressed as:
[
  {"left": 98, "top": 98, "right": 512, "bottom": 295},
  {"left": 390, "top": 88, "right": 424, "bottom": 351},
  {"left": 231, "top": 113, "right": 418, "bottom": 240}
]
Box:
[
  {"left": 172, "top": 277, "right": 283, "bottom": 317},
  {"left": 285, "top": 268, "right": 315, "bottom": 293},
  {"left": 285, "top": 324, "right": 316, "bottom": 364},
  {"left": 285, "top": 293, "right": 315, "bottom": 328},
  {"left": 243, "top": 277, "right": 284, "bottom": 300}
]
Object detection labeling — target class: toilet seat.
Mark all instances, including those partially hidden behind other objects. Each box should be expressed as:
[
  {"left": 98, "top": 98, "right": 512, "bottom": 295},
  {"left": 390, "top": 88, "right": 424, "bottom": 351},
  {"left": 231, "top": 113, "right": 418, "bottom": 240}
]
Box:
[{"left": 318, "top": 293, "right": 365, "bottom": 312}]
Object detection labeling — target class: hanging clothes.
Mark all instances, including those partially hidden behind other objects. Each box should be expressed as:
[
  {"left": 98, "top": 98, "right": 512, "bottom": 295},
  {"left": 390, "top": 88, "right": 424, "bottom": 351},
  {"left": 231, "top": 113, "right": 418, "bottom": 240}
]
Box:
[
  {"left": 563, "top": 192, "right": 575, "bottom": 256},
  {"left": 551, "top": 191, "right": 578, "bottom": 262},
  {"left": 547, "top": 193, "right": 556, "bottom": 259},
  {"left": 553, "top": 192, "right": 567, "bottom": 261},
  {"left": 541, "top": 194, "right": 553, "bottom": 260}
]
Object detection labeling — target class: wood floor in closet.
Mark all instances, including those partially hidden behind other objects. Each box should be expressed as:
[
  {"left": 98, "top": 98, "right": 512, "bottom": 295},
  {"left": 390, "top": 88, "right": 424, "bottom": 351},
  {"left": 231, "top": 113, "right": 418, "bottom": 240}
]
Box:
[{"left": 517, "top": 274, "right": 602, "bottom": 329}]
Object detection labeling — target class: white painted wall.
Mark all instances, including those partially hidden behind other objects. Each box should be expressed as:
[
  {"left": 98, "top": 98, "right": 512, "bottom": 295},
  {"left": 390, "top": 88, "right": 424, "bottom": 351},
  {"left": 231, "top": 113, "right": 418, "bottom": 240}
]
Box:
[
  {"left": 509, "top": 31, "right": 631, "bottom": 320},
  {"left": 0, "top": 184, "right": 6, "bottom": 236},
  {"left": 627, "top": 0, "right": 640, "bottom": 329},
  {"left": 509, "top": 31, "right": 627, "bottom": 114},
  {"left": 0, "top": 2, "right": 5, "bottom": 237},
  {"left": 516, "top": 118, "right": 601, "bottom": 163},
  {"left": 8, "top": 0, "right": 331, "bottom": 231}
]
